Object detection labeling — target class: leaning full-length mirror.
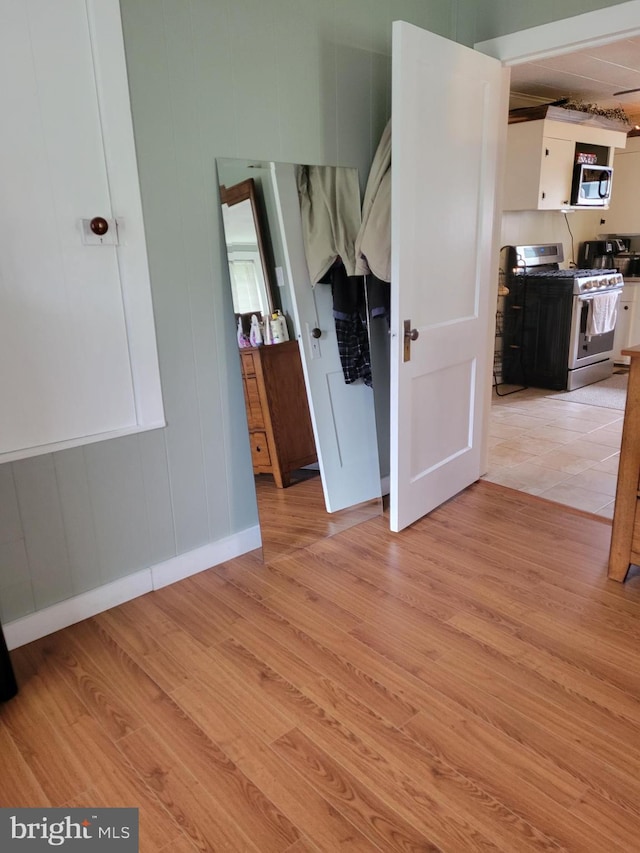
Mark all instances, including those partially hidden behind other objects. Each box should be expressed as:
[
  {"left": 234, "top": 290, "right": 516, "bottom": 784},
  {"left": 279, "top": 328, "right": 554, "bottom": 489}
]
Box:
[{"left": 217, "top": 157, "right": 388, "bottom": 561}]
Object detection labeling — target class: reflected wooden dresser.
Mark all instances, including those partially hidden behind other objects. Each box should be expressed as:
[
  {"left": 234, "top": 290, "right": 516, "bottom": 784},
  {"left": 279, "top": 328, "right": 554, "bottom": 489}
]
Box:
[
  {"left": 608, "top": 345, "right": 640, "bottom": 581},
  {"left": 239, "top": 340, "right": 317, "bottom": 488}
]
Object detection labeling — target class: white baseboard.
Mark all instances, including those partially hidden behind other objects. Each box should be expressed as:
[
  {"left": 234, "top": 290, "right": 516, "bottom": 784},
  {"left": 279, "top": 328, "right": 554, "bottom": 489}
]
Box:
[{"left": 4, "top": 524, "right": 261, "bottom": 650}]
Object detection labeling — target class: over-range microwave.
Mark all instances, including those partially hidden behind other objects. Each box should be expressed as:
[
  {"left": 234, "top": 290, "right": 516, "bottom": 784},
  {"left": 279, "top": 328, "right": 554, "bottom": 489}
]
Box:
[{"left": 570, "top": 163, "right": 613, "bottom": 207}]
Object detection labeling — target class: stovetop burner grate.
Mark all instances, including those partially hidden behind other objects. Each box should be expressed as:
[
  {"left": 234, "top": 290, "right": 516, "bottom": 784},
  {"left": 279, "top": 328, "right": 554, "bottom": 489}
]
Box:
[{"left": 516, "top": 267, "right": 618, "bottom": 278}]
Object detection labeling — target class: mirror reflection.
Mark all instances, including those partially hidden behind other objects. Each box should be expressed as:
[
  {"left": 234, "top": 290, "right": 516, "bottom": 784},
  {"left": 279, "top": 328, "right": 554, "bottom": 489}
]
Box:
[
  {"left": 220, "top": 178, "right": 273, "bottom": 318},
  {"left": 217, "top": 157, "right": 386, "bottom": 562}
]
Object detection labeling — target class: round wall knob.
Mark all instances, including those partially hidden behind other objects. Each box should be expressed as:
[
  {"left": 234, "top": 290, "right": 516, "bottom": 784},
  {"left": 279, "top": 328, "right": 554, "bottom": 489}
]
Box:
[
  {"left": 90, "top": 217, "right": 109, "bottom": 235},
  {"left": 311, "top": 328, "right": 322, "bottom": 338}
]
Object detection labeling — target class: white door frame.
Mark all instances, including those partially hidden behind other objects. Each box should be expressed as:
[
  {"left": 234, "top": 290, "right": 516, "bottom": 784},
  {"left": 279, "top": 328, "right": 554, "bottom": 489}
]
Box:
[
  {"left": 474, "top": 0, "right": 640, "bottom": 473},
  {"left": 475, "top": 0, "right": 640, "bottom": 66}
]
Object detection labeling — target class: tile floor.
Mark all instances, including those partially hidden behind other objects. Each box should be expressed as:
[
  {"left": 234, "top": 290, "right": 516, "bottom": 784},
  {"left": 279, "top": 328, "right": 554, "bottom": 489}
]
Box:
[{"left": 483, "top": 382, "right": 625, "bottom": 519}]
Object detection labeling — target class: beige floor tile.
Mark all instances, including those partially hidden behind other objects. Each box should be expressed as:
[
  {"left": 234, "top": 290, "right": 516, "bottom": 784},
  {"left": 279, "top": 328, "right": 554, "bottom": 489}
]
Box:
[
  {"left": 498, "top": 404, "right": 558, "bottom": 420},
  {"left": 596, "top": 501, "right": 615, "bottom": 520},
  {"left": 488, "top": 444, "right": 537, "bottom": 468},
  {"left": 489, "top": 423, "right": 526, "bottom": 441},
  {"left": 588, "top": 419, "right": 624, "bottom": 435},
  {"left": 557, "top": 439, "right": 619, "bottom": 462},
  {"left": 491, "top": 406, "right": 530, "bottom": 420},
  {"left": 532, "top": 449, "right": 598, "bottom": 475},
  {"left": 482, "top": 466, "right": 531, "bottom": 489},
  {"left": 537, "top": 483, "right": 613, "bottom": 514},
  {"left": 525, "top": 425, "right": 584, "bottom": 444},
  {"left": 565, "top": 468, "right": 618, "bottom": 497},
  {"left": 553, "top": 406, "right": 623, "bottom": 426},
  {"left": 578, "top": 426, "right": 625, "bottom": 449},
  {"left": 500, "top": 461, "right": 571, "bottom": 491},
  {"left": 486, "top": 386, "right": 624, "bottom": 517},
  {"left": 545, "top": 415, "right": 609, "bottom": 433},
  {"left": 497, "top": 436, "right": 564, "bottom": 457},
  {"left": 591, "top": 454, "right": 620, "bottom": 475},
  {"left": 540, "top": 399, "right": 602, "bottom": 416},
  {"left": 494, "top": 413, "right": 552, "bottom": 430}
]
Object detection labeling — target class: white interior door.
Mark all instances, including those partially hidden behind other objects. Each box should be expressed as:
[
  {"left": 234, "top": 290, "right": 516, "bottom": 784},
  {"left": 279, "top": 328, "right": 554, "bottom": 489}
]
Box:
[
  {"left": 390, "top": 22, "right": 509, "bottom": 532},
  {"left": 271, "top": 162, "right": 382, "bottom": 513}
]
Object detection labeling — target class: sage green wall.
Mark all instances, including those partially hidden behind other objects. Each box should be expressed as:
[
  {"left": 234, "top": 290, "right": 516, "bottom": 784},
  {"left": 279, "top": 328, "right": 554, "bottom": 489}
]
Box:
[{"left": 0, "top": 0, "right": 454, "bottom": 625}]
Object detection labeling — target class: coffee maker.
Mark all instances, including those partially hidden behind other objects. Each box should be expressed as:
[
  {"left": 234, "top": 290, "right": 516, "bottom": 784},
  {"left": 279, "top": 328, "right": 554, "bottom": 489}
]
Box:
[{"left": 578, "top": 238, "right": 627, "bottom": 269}]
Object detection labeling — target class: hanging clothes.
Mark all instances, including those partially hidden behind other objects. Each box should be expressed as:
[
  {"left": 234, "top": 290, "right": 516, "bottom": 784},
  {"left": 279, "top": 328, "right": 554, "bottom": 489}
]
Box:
[
  {"left": 355, "top": 119, "right": 391, "bottom": 283},
  {"left": 320, "top": 261, "right": 372, "bottom": 387},
  {"left": 296, "top": 164, "right": 362, "bottom": 283}
]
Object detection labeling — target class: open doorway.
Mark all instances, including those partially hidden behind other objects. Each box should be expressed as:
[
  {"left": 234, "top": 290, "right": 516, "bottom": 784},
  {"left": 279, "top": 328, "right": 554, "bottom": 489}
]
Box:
[{"left": 475, "top": 5, "right": 640, "bottom": 516}]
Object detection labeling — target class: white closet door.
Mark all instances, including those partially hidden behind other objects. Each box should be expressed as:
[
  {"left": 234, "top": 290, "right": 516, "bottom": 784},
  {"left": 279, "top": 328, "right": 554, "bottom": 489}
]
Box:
[{"left": 0, "top": 0, "right": 160, "bottom": 459}]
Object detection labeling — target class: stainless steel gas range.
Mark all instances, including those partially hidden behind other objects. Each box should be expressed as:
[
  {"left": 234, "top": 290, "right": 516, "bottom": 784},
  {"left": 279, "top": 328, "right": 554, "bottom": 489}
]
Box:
[{"left": 502, "top": 243, "right": 623, "bottom": 391}]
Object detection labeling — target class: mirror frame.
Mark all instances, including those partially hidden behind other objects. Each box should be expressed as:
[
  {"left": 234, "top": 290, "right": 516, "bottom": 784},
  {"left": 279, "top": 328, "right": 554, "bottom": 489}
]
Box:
[{"left": 219, "top": 177, "right": 275, "bottom": 317}]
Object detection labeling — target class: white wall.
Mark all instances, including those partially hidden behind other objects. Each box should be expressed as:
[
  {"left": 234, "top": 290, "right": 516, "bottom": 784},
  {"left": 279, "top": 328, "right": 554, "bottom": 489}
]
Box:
[{"left": 501, "top": 209, "right": 606, "bottom": 267}]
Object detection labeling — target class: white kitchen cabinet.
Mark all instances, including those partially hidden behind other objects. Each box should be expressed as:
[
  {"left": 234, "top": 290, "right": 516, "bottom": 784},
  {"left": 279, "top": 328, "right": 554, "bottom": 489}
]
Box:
[
  {"left": 503, "top": 111, "right": 627, "bottom": 211},
  {"left": 613, "top": 284, "right": 636, "bottom": 364},
  {"left": 598, "top": 138, "right": 640, "bottom": 234}
]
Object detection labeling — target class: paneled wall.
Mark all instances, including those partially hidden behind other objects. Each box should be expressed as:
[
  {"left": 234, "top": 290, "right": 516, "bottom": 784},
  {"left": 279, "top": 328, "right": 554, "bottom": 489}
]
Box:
[{"left": 0, "top": 0, "right": 452, "bottom": 626}]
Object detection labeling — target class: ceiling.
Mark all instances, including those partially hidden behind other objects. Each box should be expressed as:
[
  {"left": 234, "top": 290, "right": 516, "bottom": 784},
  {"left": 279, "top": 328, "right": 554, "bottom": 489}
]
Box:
[{"left": 509, "top": 36, "right": 640, "bottom": 129}]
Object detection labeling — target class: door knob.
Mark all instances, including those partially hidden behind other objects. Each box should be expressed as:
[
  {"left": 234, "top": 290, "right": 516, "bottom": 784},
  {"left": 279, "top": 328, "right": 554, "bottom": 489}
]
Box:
[
  {"left": 311, "top": 327, "right": 322, "bottom": 338},
  {"left": 403, "top": 319, "right": 419, "bottom": 362},
  {"left": 90, "top": 216, "right": 109, "bottom": 235}
]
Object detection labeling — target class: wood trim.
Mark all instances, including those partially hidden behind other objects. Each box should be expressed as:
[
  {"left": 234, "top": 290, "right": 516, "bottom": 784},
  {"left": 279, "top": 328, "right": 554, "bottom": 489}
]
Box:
[{"left": 608, "top": 348, "right": 640, "bottom": 581}]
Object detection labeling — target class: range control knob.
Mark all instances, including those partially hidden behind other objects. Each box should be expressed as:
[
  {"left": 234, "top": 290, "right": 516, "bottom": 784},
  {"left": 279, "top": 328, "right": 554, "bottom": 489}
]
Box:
[{"left": 583, "top": 278, "right": 593, "bottom": 290}]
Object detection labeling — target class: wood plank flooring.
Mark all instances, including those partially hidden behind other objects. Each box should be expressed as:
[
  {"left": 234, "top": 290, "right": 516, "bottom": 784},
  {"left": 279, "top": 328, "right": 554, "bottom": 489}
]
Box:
[
  {"left": 254, "top": 470, "right": 382, "bottom": 562},
  {"left": 3, "top": 481, "right": 640, "bottom": 851}
]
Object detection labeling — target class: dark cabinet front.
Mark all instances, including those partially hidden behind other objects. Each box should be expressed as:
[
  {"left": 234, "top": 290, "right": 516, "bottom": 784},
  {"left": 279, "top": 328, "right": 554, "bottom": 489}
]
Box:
[{"left": 502, "top": 280, "right": 574, "bottom": 390}]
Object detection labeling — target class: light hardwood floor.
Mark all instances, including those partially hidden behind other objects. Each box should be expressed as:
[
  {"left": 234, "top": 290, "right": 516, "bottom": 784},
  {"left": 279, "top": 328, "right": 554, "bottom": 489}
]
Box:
[{"left": 2, "top": 480, "right": 640, "bottom": 851}]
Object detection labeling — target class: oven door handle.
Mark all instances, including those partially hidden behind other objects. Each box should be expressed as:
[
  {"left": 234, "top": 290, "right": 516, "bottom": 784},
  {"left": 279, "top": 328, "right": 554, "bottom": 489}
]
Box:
[{"left": 578, "top": 290, "right": 621, "bottom": 301}]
